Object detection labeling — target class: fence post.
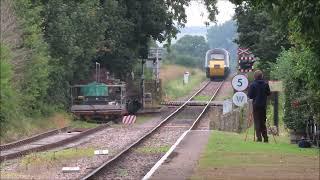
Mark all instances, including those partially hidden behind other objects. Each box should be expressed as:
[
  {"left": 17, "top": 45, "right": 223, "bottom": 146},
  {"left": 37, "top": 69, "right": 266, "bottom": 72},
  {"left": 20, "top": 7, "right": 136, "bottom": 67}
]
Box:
[{"left": 273, "top": 91, "right": 279, "bottom": 135}]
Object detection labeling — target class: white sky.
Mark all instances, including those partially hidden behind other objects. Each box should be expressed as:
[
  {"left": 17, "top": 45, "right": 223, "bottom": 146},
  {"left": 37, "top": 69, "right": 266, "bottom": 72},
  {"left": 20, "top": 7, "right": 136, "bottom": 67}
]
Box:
[{"left": 185, "top": 0, "right": 235, "bottom": 26}]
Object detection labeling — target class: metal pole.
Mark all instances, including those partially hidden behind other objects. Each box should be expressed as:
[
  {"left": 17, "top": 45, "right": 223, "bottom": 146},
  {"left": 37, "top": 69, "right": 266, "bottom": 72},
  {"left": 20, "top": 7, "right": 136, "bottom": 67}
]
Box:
[
  {"left": 156, "top": 48, "right": 159, "bottom": 83},
  {"left": 95, "top": 62, "right": 98, "bottom": 82},
  {"left": 98, "top": 63, "right": 100, "bottom": 83},
  {"left": 273, "top": 91, "right": 279, "bottom": 135},
  {"left": 141, "top": 59, "right": 145, "bottom": 109}
]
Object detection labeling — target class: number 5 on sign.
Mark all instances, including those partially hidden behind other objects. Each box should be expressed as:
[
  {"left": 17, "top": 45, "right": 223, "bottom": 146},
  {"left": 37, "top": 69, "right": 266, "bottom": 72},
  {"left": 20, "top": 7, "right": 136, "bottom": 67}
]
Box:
[{"left": 232, "top": 74, "right": 248, "bottom": 91}]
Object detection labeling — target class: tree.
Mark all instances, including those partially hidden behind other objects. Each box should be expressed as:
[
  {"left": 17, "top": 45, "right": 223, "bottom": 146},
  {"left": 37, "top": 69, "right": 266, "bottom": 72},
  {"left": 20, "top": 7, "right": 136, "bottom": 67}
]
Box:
[
  {"left": 207, "top": 20, "right": 238, "bottom": 70},
  {"left": 1, "top": 0, "right": 223, "bottom": 137},
  {"left": 271, "top": 48, "right": 317, "bottom": 130},
  {"left": 165, "top": 35, "right": 209, "bottom": 68},
  {"left": 96, "top": 0, "right": 218, "bottom": 77},
  {"left": 173, "top": 35, "right": 209, "bottom": 61},
  {"left": 231, "top": 0, "right": 320, "bottom": 129},
  {"left": 233, "top": 4, "right": 290, "bottom": 77},
  {"left": 38, "top": 0, "right": 105, "bottom": 105}
]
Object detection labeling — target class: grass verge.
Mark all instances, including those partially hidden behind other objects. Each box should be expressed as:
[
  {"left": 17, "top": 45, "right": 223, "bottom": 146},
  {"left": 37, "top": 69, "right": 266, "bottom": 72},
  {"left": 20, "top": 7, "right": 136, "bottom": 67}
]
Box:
[
  {"left": 1, "top": 113, "right": 72, "bottom": 144},
  {"left": 193, "top": 95, "right": 211, "bottom": 101},
  {"left": 20, "top": 147, "right": 95, "bottom": 168},
  {"left": 1, "top": 113, "right": 101, "bottom": 144},
  {"left": 192, "top": 130, "right": 319, "bottom": 179},
  {"left": 135, "top": 115, "right": 154, "bottom": 124},
  {"left": 69, "top": 120, "right": 99, "bottom": 129},
  {"left": 163, "top": 66, "right": 206, "bottom": 100}
]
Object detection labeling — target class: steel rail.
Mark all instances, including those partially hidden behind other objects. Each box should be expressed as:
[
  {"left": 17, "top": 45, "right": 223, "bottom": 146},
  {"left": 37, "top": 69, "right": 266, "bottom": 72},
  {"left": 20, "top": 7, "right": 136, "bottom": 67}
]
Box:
[
  {"left": 0, "top": 123, "right": 110, "bottom": 162},
  {"left": 189, "top": 80, "right": 224, "bottom": 130},
  {"left": 81, "top": 81, "right": 212, "bottom": 180},
  {"left": 0, "top": 127, "right": 69, "bottom": 151},
  {"left": 161, "top": 101, "right": 223, "bottom": 106},
  {"left": 81, "top": 80, "right": 226, "bottom": 180},
  {"left": 142, "top": 80, "right": 224, "bottom": 180}
]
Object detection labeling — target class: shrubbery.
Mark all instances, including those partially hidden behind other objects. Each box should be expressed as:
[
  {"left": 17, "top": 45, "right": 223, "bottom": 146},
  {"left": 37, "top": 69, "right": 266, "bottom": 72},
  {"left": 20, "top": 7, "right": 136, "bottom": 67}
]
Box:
[
  {"left": 0, "top": 45, "right": 20, "bottom": 132},
  {"left": 271, "top": 48, "right": 320, "bottom": 130},
  {"left": 0, "top": 0, "right": 53, "bottom": 139}
]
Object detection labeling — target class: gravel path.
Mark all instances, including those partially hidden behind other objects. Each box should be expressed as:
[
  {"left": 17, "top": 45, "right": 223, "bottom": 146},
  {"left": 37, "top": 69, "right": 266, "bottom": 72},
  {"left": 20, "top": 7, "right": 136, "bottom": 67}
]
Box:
[
  {"left": 93, "top": 127, "right": 187, "bottom": 180},
  {"left": 150, "top": 130, "right": 211, "bottom": 180}
]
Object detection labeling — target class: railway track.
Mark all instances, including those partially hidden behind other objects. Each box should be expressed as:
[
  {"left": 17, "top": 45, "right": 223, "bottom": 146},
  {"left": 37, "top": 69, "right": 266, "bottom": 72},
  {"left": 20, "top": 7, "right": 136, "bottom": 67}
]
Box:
[
  {"left": 0, "top": 124, "right": 110, "bottom": 162},
  {"left": 81, "top": 80, "right": 224, "bottom": 180}
]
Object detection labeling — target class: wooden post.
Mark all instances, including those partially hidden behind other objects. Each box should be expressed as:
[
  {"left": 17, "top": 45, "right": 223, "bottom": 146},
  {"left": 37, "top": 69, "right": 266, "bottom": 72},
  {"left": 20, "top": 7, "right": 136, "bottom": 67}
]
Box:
[
  {"left": 273, "top": 91, "right": 279, "bottom": 135},
  {"left": 141, "top": 59, "right": 145, "bottom": 109}
]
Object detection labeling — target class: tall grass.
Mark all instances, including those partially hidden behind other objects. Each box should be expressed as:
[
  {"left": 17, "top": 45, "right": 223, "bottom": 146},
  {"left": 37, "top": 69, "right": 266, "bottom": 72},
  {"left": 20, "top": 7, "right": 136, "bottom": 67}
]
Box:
[
  {"left": 2, "top": 113, "right": 72, "bottom": 143},
  {"left": 162, "top": 67, "right": 206, "bottom": 100}
]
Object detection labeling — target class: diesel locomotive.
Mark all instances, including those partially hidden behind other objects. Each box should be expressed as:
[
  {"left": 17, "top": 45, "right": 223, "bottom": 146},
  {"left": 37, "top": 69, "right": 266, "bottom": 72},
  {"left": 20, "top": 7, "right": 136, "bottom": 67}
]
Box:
[{"left": 205, "top": 48, "right": 230, "bottom": 80}]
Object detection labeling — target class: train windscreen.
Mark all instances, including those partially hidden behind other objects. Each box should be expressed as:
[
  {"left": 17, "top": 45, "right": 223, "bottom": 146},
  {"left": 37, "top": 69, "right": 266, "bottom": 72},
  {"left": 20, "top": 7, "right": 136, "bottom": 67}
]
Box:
[{"left": 210, "top": 54, "right": 225, "bottom": 60}]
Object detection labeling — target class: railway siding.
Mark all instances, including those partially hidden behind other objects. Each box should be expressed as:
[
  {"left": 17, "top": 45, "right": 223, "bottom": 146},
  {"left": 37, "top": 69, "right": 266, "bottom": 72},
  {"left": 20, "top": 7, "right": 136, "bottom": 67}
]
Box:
[
  {"left": 83, "top": 81, "right": 223, "bottom": 179},
  {"left": 0, "top": 124, "right": 109, "bottom": 162},
  {"left": 1, "top": 80, "right": 224, "bottom": 180}
]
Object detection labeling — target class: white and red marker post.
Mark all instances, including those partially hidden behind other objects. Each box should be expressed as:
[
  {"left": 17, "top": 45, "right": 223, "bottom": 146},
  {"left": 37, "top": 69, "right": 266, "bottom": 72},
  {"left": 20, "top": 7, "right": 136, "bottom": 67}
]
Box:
[{"left": 122, "top": 115, "right": 137, "bottom": 125}]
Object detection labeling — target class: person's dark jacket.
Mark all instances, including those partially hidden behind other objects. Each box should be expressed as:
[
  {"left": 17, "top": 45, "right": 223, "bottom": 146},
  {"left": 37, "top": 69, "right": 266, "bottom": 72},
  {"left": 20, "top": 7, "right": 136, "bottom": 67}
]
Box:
[{"left": 248, "top": 80, "right": 271, "bottom": 107}]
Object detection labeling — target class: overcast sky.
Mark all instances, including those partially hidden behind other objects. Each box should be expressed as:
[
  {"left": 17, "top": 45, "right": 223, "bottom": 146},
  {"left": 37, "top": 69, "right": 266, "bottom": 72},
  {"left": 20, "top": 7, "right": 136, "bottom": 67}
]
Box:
[{"left": 185, "top": 0, "right": 235, "bottom": 26}]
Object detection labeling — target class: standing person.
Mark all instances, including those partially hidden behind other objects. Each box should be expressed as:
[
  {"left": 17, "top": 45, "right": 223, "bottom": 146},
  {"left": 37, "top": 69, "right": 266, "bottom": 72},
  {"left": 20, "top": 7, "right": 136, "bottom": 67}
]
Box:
[{"left": 248, "top": 70, "right": 271, "bottom": 142}]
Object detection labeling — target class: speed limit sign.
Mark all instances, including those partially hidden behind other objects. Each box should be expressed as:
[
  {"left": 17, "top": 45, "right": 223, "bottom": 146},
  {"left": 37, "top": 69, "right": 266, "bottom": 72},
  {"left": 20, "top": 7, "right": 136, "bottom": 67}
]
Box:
[{"left": 232, "top": 74, "right": 249, "bottom": 91}]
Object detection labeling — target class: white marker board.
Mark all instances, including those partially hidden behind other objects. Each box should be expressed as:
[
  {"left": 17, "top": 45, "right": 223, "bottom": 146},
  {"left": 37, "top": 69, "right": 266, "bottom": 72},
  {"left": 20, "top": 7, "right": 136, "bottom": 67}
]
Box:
[
  {"left": 62, "top": 167, "right": 80, "bottom": 173},
  {"left": 94, "top": 149, "right": 109, "bottom": 155},
  {"left": 232, "top": 92, "right": 248, "bottom": 107},
  {"left": 223, "top": 100, "right": 233, "bottom": 114},
  {"left": 232, "top": 74, "right": 249, "bottom": 92}
]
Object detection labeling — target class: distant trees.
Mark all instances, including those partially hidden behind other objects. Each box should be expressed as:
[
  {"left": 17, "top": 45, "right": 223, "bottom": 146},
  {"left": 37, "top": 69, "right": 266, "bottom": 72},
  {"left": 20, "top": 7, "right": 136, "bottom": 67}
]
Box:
[
  {"left": 164, "top": 35, "right": 209, "bottom": 68},
  {"left": 206, "top": 20, "right": 238, "bottom": 71},
  {"left": 165, "top": 20, "right": 238, "bottom": 69}
]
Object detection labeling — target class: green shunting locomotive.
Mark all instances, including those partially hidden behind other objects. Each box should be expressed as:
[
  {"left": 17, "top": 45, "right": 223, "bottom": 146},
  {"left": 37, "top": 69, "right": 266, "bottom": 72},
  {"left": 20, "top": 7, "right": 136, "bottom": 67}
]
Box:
[{"left": 70, "top": 81, "right": 127, "bottom": 121}]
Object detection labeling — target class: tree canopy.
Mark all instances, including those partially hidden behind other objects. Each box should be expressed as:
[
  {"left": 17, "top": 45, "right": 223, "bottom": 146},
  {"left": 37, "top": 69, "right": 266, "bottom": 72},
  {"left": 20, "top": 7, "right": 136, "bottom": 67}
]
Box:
[
  {"left": 0, "top": 0, "right": 221, "bottom": 137},
  {"left": 206, "top": 20, "right": 238, "bottom": 71},
  {"left": 164, "top": 35, "right": 209, "bottom": 68},
  {"left": 232, "top": 0, "right": 320, "bottom": 129}
]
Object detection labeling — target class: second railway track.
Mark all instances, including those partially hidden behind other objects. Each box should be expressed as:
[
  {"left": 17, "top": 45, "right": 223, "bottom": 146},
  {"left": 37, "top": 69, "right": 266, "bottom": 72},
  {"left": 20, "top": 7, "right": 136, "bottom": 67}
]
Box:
[
  {"left": 0, "top": 124, "right": 110, "bottom": 162},
  {"left": 82, "top": 80, "right": 224, "bottom": 180}
]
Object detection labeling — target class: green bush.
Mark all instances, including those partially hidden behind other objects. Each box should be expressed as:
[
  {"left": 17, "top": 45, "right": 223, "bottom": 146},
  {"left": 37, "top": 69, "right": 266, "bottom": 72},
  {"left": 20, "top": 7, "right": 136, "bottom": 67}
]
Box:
[
  {"left": 271, "top": 48, "right": 320, "bottom": 130},
  {"left": 14, "top": 0, "right": 53, "bottom": 116},
  {"left": 0, "top": 44, "right": 20, "bottom": 132},
  {"left": 0, "top": 1, "right": 57, "bottom": 139}
]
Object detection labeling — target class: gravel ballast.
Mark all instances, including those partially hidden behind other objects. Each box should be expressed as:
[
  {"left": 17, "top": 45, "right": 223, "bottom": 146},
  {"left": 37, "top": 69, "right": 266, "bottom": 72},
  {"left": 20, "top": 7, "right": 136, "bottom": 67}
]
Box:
[
  {"left": 0, "top": 115, "right": 167, "bottom": 180},
  {"left": 92, "top": 126, "right": 187, "bottom": 180}
]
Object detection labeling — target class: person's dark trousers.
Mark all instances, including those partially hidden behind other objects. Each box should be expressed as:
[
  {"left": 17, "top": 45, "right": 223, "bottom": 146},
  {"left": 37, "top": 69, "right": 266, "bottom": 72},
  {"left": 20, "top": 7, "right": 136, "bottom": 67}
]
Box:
[{"left": 253, "top": 106, "right": 268, "bottom": 142}]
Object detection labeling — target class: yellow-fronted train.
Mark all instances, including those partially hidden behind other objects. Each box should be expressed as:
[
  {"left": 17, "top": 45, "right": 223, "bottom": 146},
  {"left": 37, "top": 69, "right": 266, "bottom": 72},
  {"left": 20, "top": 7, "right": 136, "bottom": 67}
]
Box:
[{"left": 205, "top": 48, "right": 230, "bottom": 80}]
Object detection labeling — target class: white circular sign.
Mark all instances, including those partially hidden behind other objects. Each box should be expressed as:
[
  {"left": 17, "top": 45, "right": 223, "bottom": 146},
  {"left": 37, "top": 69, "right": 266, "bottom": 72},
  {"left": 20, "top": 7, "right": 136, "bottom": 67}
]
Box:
[
  {"left": 232, "top": 74, "right": 249, "bottom": 91},
  {"left": 232, "top": 92, "right": 248, "bottom": 107}
]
